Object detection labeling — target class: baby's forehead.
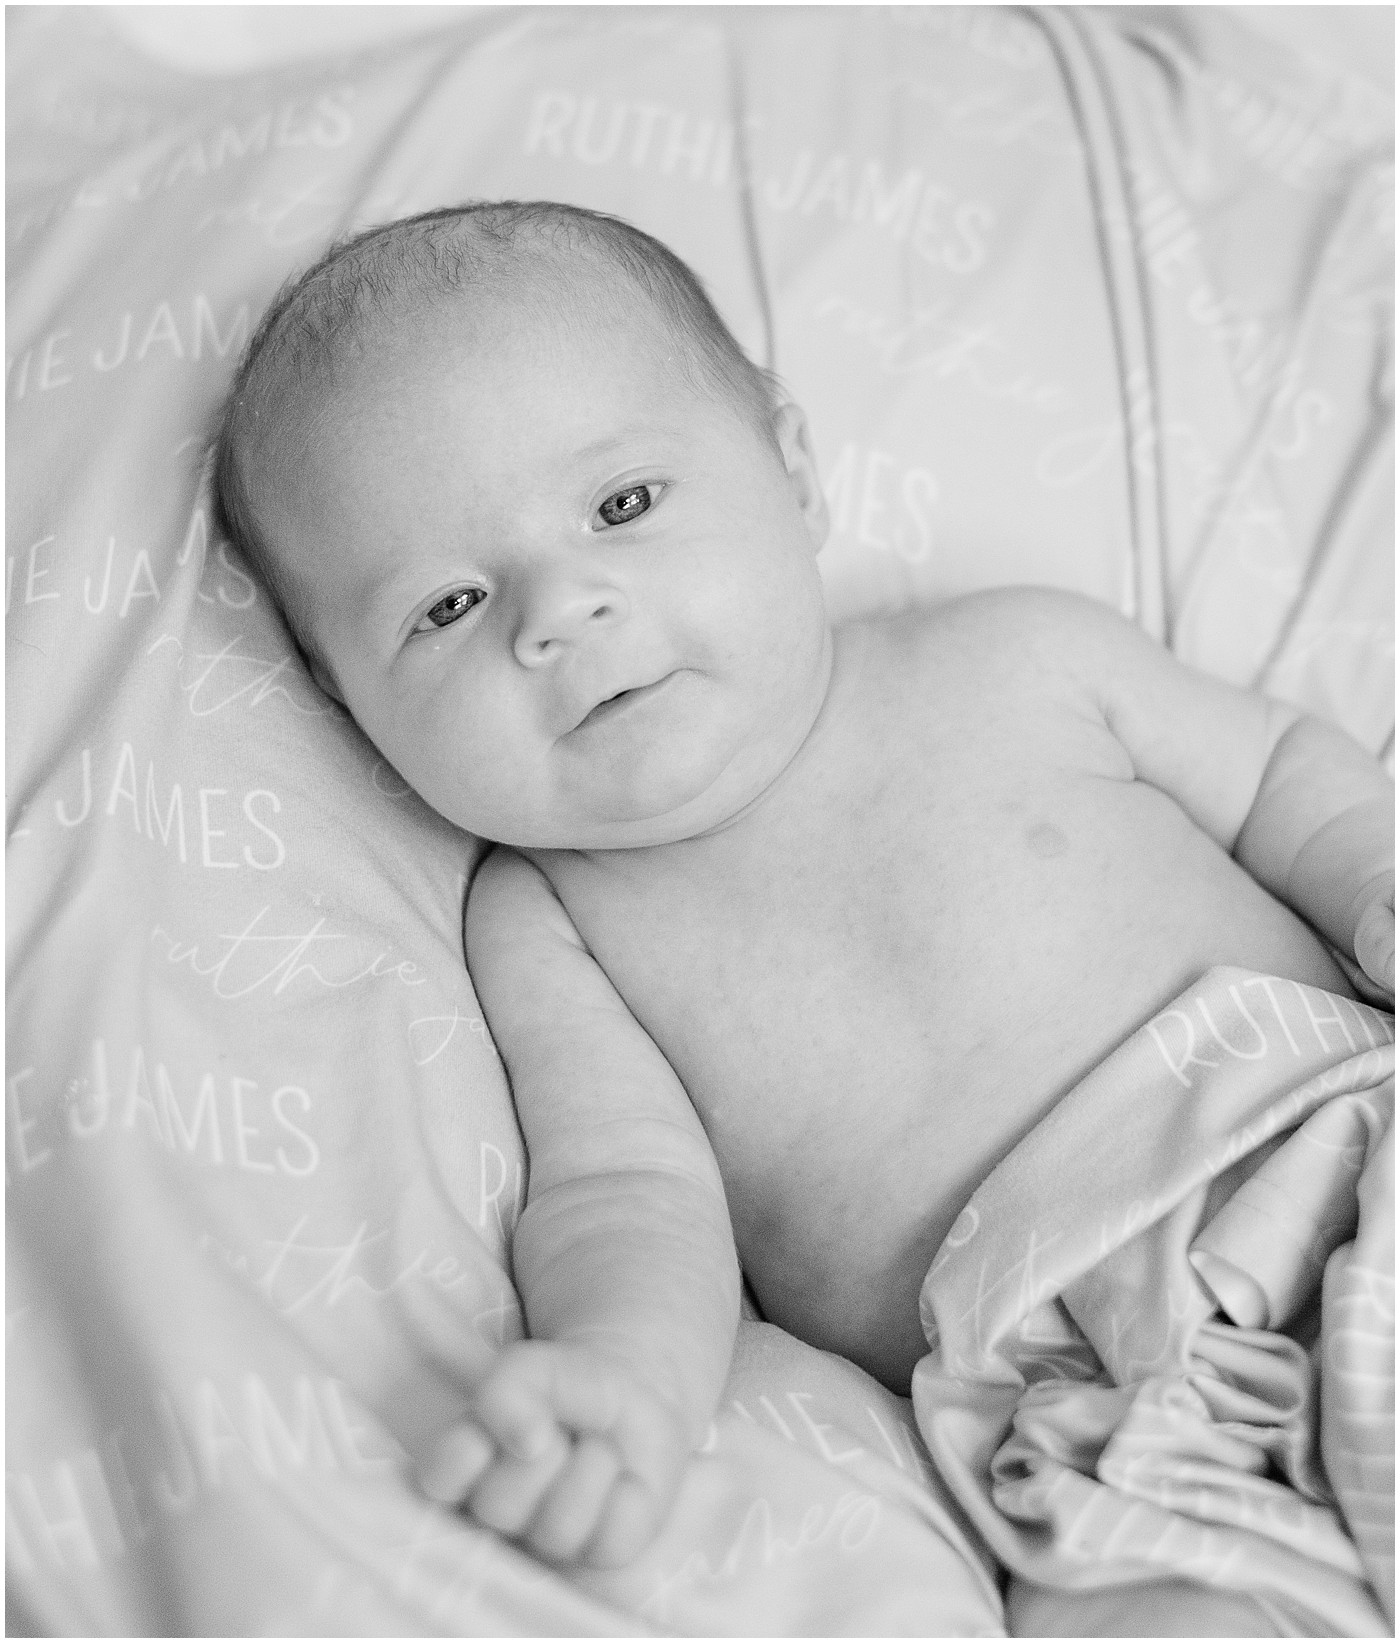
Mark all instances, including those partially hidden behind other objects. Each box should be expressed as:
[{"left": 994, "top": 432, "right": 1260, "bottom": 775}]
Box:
[
  {"left": 290, "top": 282, "right": 681, "bottom": 458},
  {"left": 245, "top": 233, "right": 746, "bottom": 513},
  {"left": 310, "top": 279, "right": 694, "bottom": 445},
  {"left": 366, "top": 247, "right": 667, "bottom": 361}
]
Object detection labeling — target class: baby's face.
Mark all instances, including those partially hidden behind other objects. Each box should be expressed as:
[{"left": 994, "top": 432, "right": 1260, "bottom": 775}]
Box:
[{"left": 268, "top": 282, "right": 832, "bottom": 848}]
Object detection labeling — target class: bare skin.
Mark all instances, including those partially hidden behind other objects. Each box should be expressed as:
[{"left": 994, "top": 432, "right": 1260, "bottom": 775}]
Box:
[
  {"left": 522, "top": 599, "right": 1359, "bottom": 1391},
  {"left": 258, "top": 251, "right": 1394, "bottom": 1596}
]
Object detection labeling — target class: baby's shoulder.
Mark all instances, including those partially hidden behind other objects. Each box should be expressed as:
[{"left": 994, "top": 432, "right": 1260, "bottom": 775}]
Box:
[{"left": 871, "top": 586, "right": 1130, "bottom": 683}]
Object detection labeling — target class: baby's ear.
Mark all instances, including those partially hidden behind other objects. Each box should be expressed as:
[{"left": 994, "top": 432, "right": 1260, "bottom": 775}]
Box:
[{"left": 770, "top": 402, "right": 830, "bottom": 552}]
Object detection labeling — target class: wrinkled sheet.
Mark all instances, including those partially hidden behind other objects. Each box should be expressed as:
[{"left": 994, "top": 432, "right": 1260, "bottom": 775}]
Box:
[
  {"left": 914, "top": 968, "right": 1394, "bottom": 1636},
  {"left": 6, "top": 3, "right": 1393, "bottom": 1635}
]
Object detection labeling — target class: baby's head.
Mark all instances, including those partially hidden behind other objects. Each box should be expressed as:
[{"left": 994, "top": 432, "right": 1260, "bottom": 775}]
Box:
[{"left": 215, "top": 201, "right": 832, "bottom": 848}]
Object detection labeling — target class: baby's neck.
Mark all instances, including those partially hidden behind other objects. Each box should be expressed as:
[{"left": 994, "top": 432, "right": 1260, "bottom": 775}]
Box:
[{"left": 557, "top": 620, "right": 867, "bottom": 867}]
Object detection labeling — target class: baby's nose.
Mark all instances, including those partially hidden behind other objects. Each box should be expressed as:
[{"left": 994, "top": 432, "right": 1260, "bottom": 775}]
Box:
[{"left": 512, "top": 574, "right": 630, "bottom": 665}]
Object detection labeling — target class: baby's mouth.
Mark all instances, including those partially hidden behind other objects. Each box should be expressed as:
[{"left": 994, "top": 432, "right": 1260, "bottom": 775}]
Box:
[{"left": 575, "top": 672, "right": 677, "bottom": 730}]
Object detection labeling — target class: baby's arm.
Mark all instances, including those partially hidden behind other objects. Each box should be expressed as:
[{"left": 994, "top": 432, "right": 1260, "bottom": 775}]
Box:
[
  {"left": 1024, "top": 591, "right": 1393, "bottom": 994},
  {"left": 419, "top": 846, "right": 740, "bottom": 1567}
]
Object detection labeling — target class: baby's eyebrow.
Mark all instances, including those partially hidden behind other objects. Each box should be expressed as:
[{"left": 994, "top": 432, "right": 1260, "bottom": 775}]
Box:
[
  {"left": 572, "top": 424, "right": 670, "bottom": 464},
  {"left": 362, "top": 559, "right": 444, "bottom": 628}
]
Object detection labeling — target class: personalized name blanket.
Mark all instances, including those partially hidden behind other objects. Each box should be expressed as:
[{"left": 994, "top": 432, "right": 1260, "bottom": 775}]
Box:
[
  {"left": 7, "top": 3, "right": 1390, "bottom": 1633},
  {"left": 914, "top": 967, "right": 1394, "bottom": 1636}
]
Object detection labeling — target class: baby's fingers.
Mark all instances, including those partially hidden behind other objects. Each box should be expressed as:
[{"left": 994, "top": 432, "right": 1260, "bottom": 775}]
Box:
[
  {"left": 1355, "top": 897, "right": 1395, "bottom": 995},
  {"left": 416, "top": 1423, "right": 493, "bottom": 1506},
  {"left": 473, "top": 1365, "right": 565, "bottom": 1464},
  {"left": 505, "top": 1342, "right": 686, "bottom": 1496},
  {"left": 468, "top": 1429, "right": 571, "bottom": 1536},
  {"left": 524, "top": 1434, "right": 621, "bottom": 1563},
  {"left": 583, "top": 1474, "right": 666, "bottom": 1569}
]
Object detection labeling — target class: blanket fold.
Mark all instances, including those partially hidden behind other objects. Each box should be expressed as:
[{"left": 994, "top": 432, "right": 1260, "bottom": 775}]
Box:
[{"left": 912, "top": 968, "right": 1393, "bottom": 1637}]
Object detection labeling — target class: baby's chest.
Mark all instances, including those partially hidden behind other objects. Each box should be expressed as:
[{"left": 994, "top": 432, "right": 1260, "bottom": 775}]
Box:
[
  {"left": 549, "top": 695, "right": 1270, "bottom": 1373},
  {"left": 563, "top": 744, "right": 1148, "bottom": 1151}
]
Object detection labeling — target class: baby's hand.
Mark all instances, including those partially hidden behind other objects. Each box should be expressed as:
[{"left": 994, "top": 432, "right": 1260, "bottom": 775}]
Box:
[
  {"left": 1354, "top": 873, "right": 1395, "bottom": 1000},
  {"left": 416, "top": 1339, "right": 692, "bottom": 1567}
]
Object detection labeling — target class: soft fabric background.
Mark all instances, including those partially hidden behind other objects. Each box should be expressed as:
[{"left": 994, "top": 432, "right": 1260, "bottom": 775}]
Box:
[
  {"left": 106, "top": 5, "right": 1399, "bottom": 94},
  {"left": 7, "top": 5, "right": 1392, "bottom": 1635}
]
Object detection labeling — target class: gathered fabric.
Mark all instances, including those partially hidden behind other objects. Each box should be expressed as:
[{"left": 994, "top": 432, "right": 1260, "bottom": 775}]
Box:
[{"left": 915, "top": 968, "right": 1393, "bottom": 1636}]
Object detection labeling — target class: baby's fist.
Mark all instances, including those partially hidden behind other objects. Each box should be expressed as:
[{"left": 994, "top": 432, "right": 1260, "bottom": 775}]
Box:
[
  {"left": 417, "top": 1339, "right": 691, "bottom": 1568},
  {"left": 1354, "top": 880, "right": 1394, "bottom": 1000}
]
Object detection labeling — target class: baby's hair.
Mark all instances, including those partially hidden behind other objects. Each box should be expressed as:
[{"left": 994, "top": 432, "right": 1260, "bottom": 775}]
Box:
[{"left": 212, "top": 199, "right": 782, "bottom": 668}]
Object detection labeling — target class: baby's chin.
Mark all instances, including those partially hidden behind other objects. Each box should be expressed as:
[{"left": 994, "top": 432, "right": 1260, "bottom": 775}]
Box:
[
  {"left": 512, "top": 780, "right": 739, "bottom": 851},
  {"left": 459, "top": 669, "right": 831, "bottom": 848},
  {"left": 528, "top": 722, "right": 740, "bottom": 840},
  {"left": 469, "top": 749, "right": 758, "bottom": 850}
]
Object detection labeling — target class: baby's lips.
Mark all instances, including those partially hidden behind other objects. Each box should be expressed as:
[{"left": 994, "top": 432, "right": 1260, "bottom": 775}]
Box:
[
  {"left": 558, "top": 676, "right": 617, "bottom": 732},
  {"left": 574, "top": 670, "right": 685, "bottom": 733},
  {"left": 566, "top": 680, "right": 637, "bottom": 732}
]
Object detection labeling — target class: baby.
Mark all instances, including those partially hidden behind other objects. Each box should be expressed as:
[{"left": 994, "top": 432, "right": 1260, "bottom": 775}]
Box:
[{"left": 216, "top": 201, "right": 1393, "bottom": 1608}]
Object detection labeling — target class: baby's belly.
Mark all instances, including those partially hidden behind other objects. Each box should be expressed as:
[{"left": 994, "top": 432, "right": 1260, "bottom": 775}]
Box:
[{"left": 569, "top": 785, "right": 1351, "bottom": 1394}]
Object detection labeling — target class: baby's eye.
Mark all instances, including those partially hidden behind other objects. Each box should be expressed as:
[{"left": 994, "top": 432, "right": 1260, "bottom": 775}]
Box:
[
  {"left": 415, "top": 588, "right": 483, "bottom": 632},
  {"left": 596, "top": 484, "right": 655, "bottom": 527}
]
